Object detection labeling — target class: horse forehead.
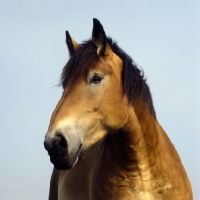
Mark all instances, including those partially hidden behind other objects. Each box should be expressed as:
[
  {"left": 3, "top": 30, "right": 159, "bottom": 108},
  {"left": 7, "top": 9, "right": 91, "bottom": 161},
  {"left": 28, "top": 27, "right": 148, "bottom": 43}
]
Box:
[
  {"left": 92, "top": 58, "right": 113, "bottom": 74},
  {"left": 94, "top": 53, "right": 123, "bottom": 75}
]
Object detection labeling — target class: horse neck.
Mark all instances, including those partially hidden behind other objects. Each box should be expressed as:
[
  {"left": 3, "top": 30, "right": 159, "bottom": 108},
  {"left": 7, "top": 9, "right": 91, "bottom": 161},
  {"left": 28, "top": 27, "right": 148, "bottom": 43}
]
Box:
[{"left": 120, "top": 99, "right": 159, "bottom": 182}]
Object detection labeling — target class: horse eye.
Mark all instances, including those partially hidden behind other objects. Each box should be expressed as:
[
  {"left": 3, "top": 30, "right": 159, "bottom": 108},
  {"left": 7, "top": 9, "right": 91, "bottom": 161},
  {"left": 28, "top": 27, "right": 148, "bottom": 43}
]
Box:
[{"left": 90, "top": 75, "right": 103, "bottom": 84}]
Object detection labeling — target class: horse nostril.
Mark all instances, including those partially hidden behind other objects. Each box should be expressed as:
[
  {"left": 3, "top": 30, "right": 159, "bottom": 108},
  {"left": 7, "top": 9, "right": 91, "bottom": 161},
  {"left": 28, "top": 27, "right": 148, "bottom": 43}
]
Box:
[
  {"left": 55, "top": 134, "right": 67, "bottom": 150},
  {"left": 44, "top": 137, "right": 56, "bottom": 151},
  {"left": 44, "top": 134, "right": 68, "bottom": 155}
]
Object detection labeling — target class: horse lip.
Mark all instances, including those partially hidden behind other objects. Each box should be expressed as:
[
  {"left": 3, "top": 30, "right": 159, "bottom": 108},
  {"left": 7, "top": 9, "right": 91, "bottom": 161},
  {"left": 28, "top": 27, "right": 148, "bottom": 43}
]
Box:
[
  {"left": 58, "top": 151, "right": 65, "bottom": 155},
  {"left": 51, "top": 143, "right": 82, "bottom": 170}
]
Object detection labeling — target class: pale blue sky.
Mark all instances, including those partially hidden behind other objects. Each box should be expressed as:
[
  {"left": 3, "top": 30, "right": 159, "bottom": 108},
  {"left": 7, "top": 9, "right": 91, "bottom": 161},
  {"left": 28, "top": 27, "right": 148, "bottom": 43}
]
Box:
[{"left": 0, "top": 1, "right": 199, "bottom": 199}]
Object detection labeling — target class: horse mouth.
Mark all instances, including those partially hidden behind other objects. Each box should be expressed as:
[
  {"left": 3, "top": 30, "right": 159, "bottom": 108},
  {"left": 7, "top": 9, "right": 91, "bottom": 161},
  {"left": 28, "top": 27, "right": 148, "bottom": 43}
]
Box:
[{"left": 49, "top": 144, "right": 82, "bottom": 170}]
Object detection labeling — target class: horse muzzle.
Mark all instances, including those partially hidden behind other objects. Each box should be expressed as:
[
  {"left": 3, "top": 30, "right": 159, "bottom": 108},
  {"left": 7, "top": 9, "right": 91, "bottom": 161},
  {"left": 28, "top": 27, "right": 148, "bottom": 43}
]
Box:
[{"left": 44, "top": 134, "right": 82, "bottom": 170}]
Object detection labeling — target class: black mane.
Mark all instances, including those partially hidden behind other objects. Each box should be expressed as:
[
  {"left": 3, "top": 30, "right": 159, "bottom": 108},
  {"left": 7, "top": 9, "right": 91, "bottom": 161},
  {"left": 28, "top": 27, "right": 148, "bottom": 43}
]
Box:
[{"left": 60, "top": 37, "right": 156, "bottom": 118}]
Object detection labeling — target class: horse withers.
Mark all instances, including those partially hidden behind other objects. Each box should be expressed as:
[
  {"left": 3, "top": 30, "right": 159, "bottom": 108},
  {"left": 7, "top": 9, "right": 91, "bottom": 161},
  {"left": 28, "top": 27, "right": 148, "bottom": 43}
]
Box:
[{"left": 44, "top": 19, "right": 192, "bottom": 200}]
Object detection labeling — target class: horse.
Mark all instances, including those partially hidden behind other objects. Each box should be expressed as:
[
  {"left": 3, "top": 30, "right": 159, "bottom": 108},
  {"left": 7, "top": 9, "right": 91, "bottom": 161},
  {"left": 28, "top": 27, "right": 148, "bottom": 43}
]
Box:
[{"left": 44, "top": 18, "right": 192, "bottom": 200}]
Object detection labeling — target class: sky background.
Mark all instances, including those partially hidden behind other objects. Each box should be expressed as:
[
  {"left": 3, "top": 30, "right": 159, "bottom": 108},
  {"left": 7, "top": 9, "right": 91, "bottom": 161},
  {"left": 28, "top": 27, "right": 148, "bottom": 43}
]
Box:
[{"left": 0, "top": 0, "right": 199, "bottom": 199}]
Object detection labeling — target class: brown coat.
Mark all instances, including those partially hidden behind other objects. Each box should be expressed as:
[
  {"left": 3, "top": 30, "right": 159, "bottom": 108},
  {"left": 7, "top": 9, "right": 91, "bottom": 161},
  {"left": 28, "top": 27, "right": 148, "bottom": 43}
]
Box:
[{"left": 44, "top": 18, "right": 192, "bottom": 200}]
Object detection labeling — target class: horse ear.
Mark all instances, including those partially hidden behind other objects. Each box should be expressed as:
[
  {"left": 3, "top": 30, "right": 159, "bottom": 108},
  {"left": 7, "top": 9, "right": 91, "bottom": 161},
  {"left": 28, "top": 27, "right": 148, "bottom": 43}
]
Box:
[
  {"left": 92, "top": 18, "right": 107, "bottom": 56},
  {"left": 66, "top": 31, "right": 80, "bottom": 56}
]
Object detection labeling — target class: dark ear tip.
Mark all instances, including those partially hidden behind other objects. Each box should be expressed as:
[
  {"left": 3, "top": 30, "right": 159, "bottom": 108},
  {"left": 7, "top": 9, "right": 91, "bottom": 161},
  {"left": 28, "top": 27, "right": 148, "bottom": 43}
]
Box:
[
  {"left": 93, "top": 18, "right": 99, "bottom": 23},
  {"left": 93, "top": 18, "right": 101, "bottom": 27},
  {"left": 92, "top": 18, "right": 105, "bottom": 36},
  {"left": 66, "top": 31, "right": 70, "bottom": 38}
]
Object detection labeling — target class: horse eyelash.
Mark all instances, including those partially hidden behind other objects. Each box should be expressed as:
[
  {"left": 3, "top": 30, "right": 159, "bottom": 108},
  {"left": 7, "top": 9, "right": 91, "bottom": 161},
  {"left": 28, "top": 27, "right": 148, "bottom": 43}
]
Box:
[{"left": 90, "top": 74, "right": 103, "bottom": 84}]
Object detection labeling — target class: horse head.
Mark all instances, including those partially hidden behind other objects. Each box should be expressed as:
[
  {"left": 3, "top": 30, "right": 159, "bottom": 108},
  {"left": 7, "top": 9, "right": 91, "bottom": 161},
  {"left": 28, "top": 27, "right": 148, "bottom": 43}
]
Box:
[{"left": 44, "top": 19, "right": 129, "bottom": 170}]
